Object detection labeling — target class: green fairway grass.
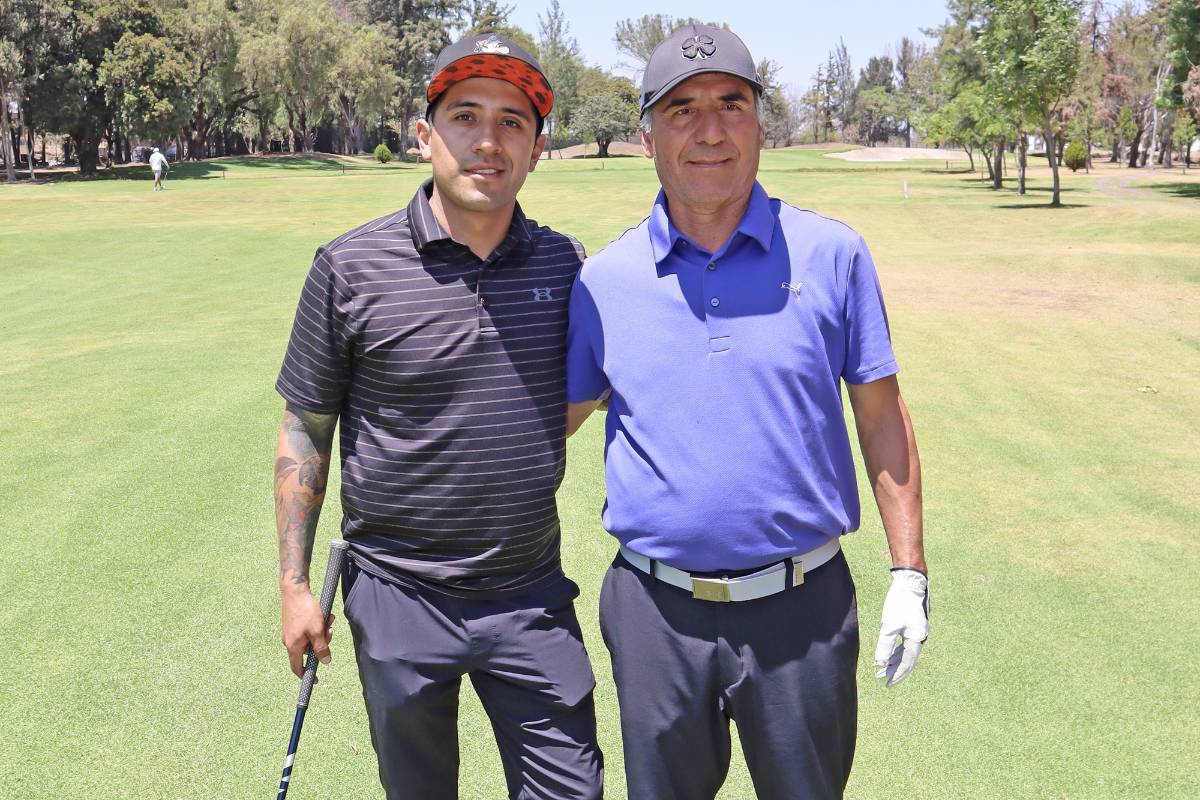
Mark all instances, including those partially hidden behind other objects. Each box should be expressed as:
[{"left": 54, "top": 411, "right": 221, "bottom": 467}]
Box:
[{"left": 1, "top": 148, "right": 1197, "bottom": 799}]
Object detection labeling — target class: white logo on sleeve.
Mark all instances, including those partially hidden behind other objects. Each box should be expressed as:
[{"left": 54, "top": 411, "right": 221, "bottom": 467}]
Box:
[
  {"left": 532, "top": 287, "right": 554, "bottom": 301},
  {"left": 782, "top": 281, "right": 803, "bottom": 296}
]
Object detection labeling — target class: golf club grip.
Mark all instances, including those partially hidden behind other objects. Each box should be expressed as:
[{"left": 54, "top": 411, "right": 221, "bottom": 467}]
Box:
[{"left": 297, "top": 539, "right": 349, "bottom": 707}]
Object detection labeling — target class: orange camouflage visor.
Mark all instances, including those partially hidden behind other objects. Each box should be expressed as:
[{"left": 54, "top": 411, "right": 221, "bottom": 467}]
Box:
[{"left": 427, "top": 54, "right": 554, "bottom": 119}]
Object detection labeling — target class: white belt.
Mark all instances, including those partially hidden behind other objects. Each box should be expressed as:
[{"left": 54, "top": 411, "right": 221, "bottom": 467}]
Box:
[{"left": 618, "top": 539, "right": 842, "bottom": 603}]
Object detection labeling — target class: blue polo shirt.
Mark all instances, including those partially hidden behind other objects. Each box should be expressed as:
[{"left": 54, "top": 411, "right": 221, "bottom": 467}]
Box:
[{"left": 566, "top": 182, "right": 898, "bottom": 572}]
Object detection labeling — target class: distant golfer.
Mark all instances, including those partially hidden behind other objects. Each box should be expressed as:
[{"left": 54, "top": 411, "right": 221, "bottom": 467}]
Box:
[
  {"left": 273, "top": 32, "right": 602, "bottom": 800},
  {"left": 566, "top": 24, "right": 929, "bottom": 799},
  {"left": 149, "top": 147, "right": 168, "bottom": 191}
]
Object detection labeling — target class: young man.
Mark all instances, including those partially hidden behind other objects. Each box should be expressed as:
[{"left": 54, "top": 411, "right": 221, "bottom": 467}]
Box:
[
  {"left": 148, "top": 147, "right": 168, "bottom": 191},
  {"left": 274, "top": 33, "right": 602, "bottom": 800},
  {"left": 566, "top": 25, "right": 929, "bottom": 799}
]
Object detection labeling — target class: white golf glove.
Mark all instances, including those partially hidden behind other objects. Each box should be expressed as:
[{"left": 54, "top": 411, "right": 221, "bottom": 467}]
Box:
[{"left": 874, "top": 568, "right": 929, "bottom": 688}]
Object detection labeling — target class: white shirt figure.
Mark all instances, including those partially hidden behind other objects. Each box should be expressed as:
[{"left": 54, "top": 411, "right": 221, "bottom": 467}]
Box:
[{"left": 149, "top": 151, "right": 168, "bottom": 172}]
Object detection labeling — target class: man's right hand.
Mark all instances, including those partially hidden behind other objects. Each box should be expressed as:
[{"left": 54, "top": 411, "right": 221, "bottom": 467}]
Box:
[{"left": 281, "top": 585, "right": 334, "bottom": 678}]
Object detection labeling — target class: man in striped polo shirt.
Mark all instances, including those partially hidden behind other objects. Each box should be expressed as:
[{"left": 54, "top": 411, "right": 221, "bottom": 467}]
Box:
[{"left": 273, "top": 34, "right": 602, "bottom": 800}]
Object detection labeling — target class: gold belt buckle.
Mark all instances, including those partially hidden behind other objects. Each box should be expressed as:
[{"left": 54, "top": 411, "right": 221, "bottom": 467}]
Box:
[{"left": 691, "top": 576, "right": 732, "bottom": 602}]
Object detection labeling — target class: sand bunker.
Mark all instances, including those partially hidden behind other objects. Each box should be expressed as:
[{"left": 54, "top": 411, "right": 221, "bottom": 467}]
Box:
[{"left": 825, "top": 146, "right": 969, "bottom": 162}]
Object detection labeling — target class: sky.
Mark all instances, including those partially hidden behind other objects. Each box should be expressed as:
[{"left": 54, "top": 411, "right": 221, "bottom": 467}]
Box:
[{"left": 510, "top": 0, "right": 954, "bottom": 95}]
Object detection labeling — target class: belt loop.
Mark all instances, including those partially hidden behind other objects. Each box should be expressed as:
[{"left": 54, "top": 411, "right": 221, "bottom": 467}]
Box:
[
  {"left": 783, "top": 558, "right": 794, "bottom": 589},
  {"left": 648, "top": 558, "right": 658, "bottom": 579}
]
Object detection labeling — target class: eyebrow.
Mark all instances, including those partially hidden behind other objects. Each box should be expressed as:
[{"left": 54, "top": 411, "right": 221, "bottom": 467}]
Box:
[
  {"left": 445, "top": 99, "right": 533, "bottom": 120},
  {"left": 663, "top": 89, "right": 751, "bottom": 110}
]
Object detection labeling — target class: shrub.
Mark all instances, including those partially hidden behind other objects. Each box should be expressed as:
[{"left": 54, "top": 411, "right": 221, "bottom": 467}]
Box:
[
  {"left": 1063, "top": 141, "right": 1087, "bottom": 172},
  {"left": 373, "top": 143, "right": 393, "bottom": 164}
]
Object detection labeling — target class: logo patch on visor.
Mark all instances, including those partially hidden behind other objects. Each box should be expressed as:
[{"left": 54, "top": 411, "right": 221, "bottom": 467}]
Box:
[{"left": 475, "top": 36, "right": 510, "bottom": 55}]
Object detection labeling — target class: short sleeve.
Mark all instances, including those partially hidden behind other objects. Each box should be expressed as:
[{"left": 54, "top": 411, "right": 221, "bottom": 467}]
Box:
[
  {"left": 276, "top": 247, "right": 354, "bottom": 411},
  {"left": 566, "top": 273, "right": 610, "bottom": 403},
  {"left": 842, "top": 237, "right": 899, "bottom": 384}
]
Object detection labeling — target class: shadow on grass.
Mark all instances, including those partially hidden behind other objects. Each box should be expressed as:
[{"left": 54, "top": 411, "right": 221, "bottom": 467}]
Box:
[
  {"left": 53, "top": 161, "right": 229, "bottom": 182},
  {"left": 569, "top": 153, "right": 640, "bottom": 159},
  {"left": 1142, "top": 182, "right": 1200, "bottom": 200},
  {"left": 994, "top": 202, "right": 1090, "bottom": 209},
  {"left": 43, "top": 155, "right": 422, "bottom": 183}
]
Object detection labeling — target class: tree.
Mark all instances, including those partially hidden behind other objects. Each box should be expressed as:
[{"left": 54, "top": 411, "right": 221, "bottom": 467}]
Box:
[
  {"left": 97, "top": 32, "right": 192, "bottom": 143},
  {"left": 829, "top": 38, "right": 855, "bottom": 138},
  {"left": 1163, "top": 0, "right": 1200, "bottom": 108},
  {"left": 613, "top": 14, "right": 720, "bottom": 70},
  {"left": 1063, "top": 0, "right": 1107, "bottom": 171},
  {"left": 979, "top": 0, "right": 1083, "bottom": 205},
  {"left": 855, "top": 86, "right": 897, "bottom": 146},
  {"left": 894, "top": 36, "right": 930, "bottom": 147},
  {"left": 29, "top": 0, "right": 163, "bottom": 174},
  {"left": 925, "top": 84, "right": 988, "bottom": 169},
  {"left": 538, "top": 0, "right": 583, "bottom": 158},
  {"left": 167, "top": 0, "right": 252, "bottom": 161},
  {"left": 852, "top": 55, "right": 898, "bottom": 144},
  {"left": 0, "top": 0, "right": 46, "bottom": 180},
  {"left": 1102, "top": 1, "right": 1171, "bottom": 168},
  {"left": 353, "top": 0, "right": 458, "bottom": 151},
  {"left": 461, "top": 0, "right": 538, "bottom": 54},
  {"left": 1173, "top": 110, "right": 1196, "bottom": 164},
  {"left": 332, "top": 24, "right": 398, "bottom": 154},
  {"left": 573, "top": 70, "right": 638, "bottom": 157},
  {"left": 274, "top": 0, "right": 341, "bottom": 152},
  {"left": 755, "top": 58, "right": 795, "bottom": 147}
]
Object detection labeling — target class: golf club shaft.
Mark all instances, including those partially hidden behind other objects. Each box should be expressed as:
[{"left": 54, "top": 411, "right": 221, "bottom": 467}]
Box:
[{"left": 277, "top": 538, "right": 350, "bottom": 800}]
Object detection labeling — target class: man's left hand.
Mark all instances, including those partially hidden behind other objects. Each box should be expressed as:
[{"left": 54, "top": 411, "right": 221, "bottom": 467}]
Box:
[{"left": 874, "top": 568, "right": 929, "bottom": 688}]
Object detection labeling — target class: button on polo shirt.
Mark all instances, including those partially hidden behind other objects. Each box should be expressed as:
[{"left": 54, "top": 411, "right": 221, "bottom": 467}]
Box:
[
  {"left": 278, "top": 179, "right": 585, "bottom": 595},
  {"left": 566, "top": 182, "right": 898, "bottom": 573}
]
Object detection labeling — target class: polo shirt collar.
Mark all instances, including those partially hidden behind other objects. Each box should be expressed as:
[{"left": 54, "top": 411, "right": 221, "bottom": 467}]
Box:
[
  {"left": 407, "top": 178, "right": 532, "bottom": 260},
  {"left": 648, "top": 180, "right": 774, "bottom": 265}
]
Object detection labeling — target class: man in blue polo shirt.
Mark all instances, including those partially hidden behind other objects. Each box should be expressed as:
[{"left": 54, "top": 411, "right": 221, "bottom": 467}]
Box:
[
  {"left": 274, "top": 34, "right": 601, "bottom": 800},
  {"left": 567, "top": 24, "right": 929, "bottom": 799}
]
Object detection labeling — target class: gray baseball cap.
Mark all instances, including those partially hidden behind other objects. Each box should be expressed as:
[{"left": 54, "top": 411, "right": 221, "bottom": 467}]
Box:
[{"left": 640, "top": 24, "right": 763, "bottom": 116}]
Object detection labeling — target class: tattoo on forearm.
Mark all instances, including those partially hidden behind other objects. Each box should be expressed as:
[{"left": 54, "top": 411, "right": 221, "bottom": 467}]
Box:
[{"left": 274, "top": 406, "right": 337, "bottom": 587}]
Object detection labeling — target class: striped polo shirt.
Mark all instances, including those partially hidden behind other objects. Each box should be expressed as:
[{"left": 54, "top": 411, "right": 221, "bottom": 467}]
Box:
[{"left": 277, "top": 179, "right": 585, "bottom": 595}]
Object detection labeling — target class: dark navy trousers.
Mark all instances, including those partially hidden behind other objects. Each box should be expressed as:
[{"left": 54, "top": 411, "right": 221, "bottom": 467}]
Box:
[
  {"left": 599, "top": 550, "right": 859, "bottom": 800},
  {"left": 342, "top": 561, "right": 604, "bottom": 799}
]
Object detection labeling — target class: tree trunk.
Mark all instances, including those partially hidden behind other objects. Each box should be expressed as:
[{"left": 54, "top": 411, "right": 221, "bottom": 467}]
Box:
[
  {"left": 257, "top": 112, "right": 271, "bottom": 154},
  {"left": 27, "top": 123, "right": 35, "bottom": 180},
  {"left": 597, "top": 137, "right": 611, "bottom": 158},
  {"left": 1017, "top": 133, "right": 1027, "bottom": 195},
  {"left": 992, "top": 141, "right": 1004, "bottom": 190},
  {"left": 76, "top": 132, "right": 101, "bottom": 175},
  {"left": 1127, "top": 125, "right": 1143, "bottom": 168},
  {"left": 0, "top": 75, "right": 17, "bottom": 182},
  {"left": 964, "top": 145, "right": 975, "bottom": 172},
  {"left": 1045, "top": 127, "right": 1062, "bottom": 207},
  {"left": 1109, "top": 136, "right": 1120, "bottom": 163}
]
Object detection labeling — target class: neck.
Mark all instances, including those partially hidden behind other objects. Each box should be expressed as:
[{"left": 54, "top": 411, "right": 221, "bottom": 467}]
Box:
[
  {"left": 428, "top": 188, "right": 514, "bottom": 260},
  {"left": 666, "top": 192, "right": 752, "bottom": 254}
]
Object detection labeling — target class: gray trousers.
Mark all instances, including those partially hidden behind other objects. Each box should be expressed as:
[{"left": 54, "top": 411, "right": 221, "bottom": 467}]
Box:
[
  {"left": 343, "top": 561, "right": 604, "bottom": 800},
  {"left": 599, "top": 549, "right": 859, "bottom": 800}
]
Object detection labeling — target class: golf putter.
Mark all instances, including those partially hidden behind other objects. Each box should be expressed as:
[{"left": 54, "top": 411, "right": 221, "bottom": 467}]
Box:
[{"left": 276, "top": 538, "right": 350, "bottom": 799}]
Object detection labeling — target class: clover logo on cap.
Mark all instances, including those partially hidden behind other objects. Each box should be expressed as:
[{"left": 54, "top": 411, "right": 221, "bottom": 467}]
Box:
[{"left": 681, "top": 34, "right": 716, "bottom": 60}]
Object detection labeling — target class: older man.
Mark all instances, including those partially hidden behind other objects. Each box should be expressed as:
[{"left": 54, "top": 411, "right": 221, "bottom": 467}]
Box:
[
  {"left": 274, "top": 33, "right": 602, "bottom": 800},
  {"left": 566, "top": 25, "right": 929, "bottom": 799}
]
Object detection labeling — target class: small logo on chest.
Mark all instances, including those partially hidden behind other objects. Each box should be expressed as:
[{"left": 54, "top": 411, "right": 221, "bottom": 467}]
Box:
[
  {"left": 781, "top": 281, "right": 804, "bottom": 296},
  {"left": 531, "top": 287, "right": 554, "bottom": 301}
]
